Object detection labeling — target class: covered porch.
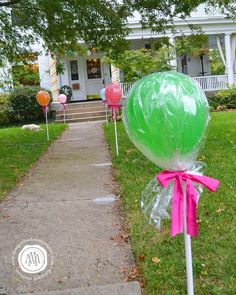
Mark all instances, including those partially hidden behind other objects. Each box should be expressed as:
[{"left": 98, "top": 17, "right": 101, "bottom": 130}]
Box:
[
  {"left": 120, "top": 73, "right": 236, "bottom": 98},
  {"left": 38, "top": 14, "right": 236, "bottom": 102}
]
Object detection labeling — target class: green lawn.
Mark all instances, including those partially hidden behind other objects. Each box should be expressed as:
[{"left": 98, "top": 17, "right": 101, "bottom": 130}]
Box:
[
  {"left": 0, "top": 123, "right": 67, "bottom": 201},
  {"left": 104, "top": 112, "right": 236, "bottom": 295}
]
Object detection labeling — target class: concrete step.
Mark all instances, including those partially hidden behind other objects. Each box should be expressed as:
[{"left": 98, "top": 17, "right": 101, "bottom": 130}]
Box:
[
  {"left": 66, "top": 101, "right": 103, "bottom": 110},
  {"left": 55, "top": 115, "right": 106, "bottom": 123},
  {"left": 21, "top": 281, "right": 141, "bottom": 295},
  {"left": 64, "top": 106, "right": 105, "bottom": 114},
  {"left": 56, "top": 110, "right": 106, "bottom": 120}
]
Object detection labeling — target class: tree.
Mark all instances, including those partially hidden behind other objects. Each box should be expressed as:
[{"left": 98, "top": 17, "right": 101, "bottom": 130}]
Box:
[
  {"left": 123, "top": 0, "right": 236, "bottom": 33},
  {"left": 103, "top": 47, "right": 173, "bottom": 82},
  {"left": 209, "top": 49, "right": 225, "bottom": 75},
  {"left": 0, "top": 0, "right": 235, "bottom": 65},
  {"left": 0, "top": 0, "right": 129, "bottom": 64}
]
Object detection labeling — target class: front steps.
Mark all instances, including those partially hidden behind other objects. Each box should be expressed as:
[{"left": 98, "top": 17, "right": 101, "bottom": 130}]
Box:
[{"left": 55, "top": 101, "right": 107, "bottom": 123}]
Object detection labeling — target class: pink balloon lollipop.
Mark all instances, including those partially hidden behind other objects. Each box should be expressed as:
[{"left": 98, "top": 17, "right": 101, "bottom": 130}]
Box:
[
  {"left": 105, "top": 83, "right": 122, "bottom": 105},
  {"left": 58, "top": 94, "right": 67, "bottom": 104}
]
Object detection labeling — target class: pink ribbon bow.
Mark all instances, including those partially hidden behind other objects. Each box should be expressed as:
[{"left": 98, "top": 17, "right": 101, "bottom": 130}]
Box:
[
  {"left": 108, "top": 104, "right": 121, "bottom": 120},
  {"left": 61, "top": 103, "right": 66, "bottom": 112},
  {"left": 42, "top": 106, "right": 48, "bottom": 114},
  {"left": 157, "top": 170, "right": 220, "bottom": 237}
]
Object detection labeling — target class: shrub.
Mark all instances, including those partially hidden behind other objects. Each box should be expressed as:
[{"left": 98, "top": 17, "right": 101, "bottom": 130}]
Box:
[
  {"left": 60, "top": 85, "right": 72, "bottom": 102},
  {"left": 103, "top": 48, "right": 173, "bottom": 82},
  {"left": 208, "top": 88, "right": 236, "bottom": 111},
  {"left": 0, "top": 92, "right": 10, "bottom": 126},
  {"left": 8, "top": 86, "right": 51, "bottom": 124}
]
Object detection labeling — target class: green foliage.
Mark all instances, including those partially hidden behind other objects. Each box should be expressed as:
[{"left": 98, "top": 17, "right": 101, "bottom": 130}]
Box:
[
  {"left": 0, "top": 1, "right": 235, "bottom": 64},
  {"left": 209, "top": 49, "right": 225, "bottom": 75},
  {"left": 175, "top": 34, "right": 209, "bottom": 56},
  {"left": 208, "top": 88, "right": 236, "bottom": 111},
  {"left": 59, "top": 85, "right": 73, "bottom": 102},
  {"left": 8, "top": 86, "right": 51, "bottom": 124},
  {"left": 125, "top": 1, "right": 236, "bottom": 34},
  {"left": 0, "top": 123, "right": 67, "bottom": 201},
  {"left": 12, "top": 64, "right": 40, "bottom": 86},
  {"left": 0, "top": 0, "right": 129, "bottom": 63},
  {"left": 0, "top": 92, "right": 10, "bottom": 126},
  {"left": 104, "top": 48, "right": 173, "bottom": 82},
  {"left": 104, "top": 111, "right": 236, "bottom": 294}
]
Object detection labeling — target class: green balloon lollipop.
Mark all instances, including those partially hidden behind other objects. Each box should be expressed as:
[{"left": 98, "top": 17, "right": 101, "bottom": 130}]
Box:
[{"left": 123, "top": 71, "right": 210, "bottom": 170}]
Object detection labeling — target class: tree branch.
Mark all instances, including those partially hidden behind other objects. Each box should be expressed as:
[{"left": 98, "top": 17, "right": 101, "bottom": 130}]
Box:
[{"left": 0, "top": 0, "right": 21, "bottom": 7}]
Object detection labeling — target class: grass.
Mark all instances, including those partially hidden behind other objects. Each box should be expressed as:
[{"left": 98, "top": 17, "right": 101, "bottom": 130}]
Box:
[
  {"left": 104, "top": 112, "right": 236, "bottom": 295},
  {"left": 0, "top": 123, "right": 67, "bottom": 201}
]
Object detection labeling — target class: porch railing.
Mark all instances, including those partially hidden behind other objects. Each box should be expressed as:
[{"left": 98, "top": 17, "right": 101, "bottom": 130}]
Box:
[
  {"left": 193, "top": 75, "right": 229, "bottom": 91},
  {"left": 120, "top": 74, "right": 235, "bottom": 98}
]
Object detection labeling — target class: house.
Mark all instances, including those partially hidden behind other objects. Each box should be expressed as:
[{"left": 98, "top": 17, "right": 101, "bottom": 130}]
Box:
[{"left": 36, "top": 5, "right": 236, "bottom": 102}]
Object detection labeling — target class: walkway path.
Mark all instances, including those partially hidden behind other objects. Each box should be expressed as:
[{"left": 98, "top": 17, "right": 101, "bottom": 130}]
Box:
[{"left": 0, "top": 122, "right": 141, "bottom": 295}]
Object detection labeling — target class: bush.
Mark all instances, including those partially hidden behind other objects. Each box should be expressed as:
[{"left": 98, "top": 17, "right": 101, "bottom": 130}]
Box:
[
  {"left": 103, "top": 48, "right": 173, "bottom": 82},
  {"left": 60, "top": 85, "right": 72, "bottom": 102},
  {"left": 8, "top": 86, "right": 51, "bottom": 124},
  {"left": 0, "top": 93, "right": 10, "bottom": 126},
  {"left": 208, "top": 88, "right": 236, "bottom": 111}
]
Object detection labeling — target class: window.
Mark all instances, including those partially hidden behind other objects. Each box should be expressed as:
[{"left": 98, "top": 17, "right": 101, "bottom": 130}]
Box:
[
  {"left": 70, "top": 60, "right": 79, "bottom": 80},
  {"left": 86, "top": 59, "right": 101, "bottom": 79}
]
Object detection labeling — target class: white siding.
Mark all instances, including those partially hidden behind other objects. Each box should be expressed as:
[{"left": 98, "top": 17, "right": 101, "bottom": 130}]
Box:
[
  {"left": 38, "top": 55, "right": 51, "bottom": 90},
  {"left": 58, "top": 58, "right": 70, "bottom": 87}
]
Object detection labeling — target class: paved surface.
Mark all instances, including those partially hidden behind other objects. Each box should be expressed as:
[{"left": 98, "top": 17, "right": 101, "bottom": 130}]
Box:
[{"left": 0, "top": 122, "right": 141, "bottom": 295}]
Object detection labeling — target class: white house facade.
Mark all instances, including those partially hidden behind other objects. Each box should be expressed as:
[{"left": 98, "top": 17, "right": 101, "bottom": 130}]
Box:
[{"left": 36, "top": 4, "right": 236, "bottom": 102}]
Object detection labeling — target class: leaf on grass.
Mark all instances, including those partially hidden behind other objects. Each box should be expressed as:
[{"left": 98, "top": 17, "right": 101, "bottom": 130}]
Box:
[
  {"left": 152, "top": 257, "right": 161, "bottom": 264},
  {"left": 138, "top": 254, "right": 145, "bottom": 261},
  {"left": 216, "top": 208, "right": 224, "bottom": 213}
]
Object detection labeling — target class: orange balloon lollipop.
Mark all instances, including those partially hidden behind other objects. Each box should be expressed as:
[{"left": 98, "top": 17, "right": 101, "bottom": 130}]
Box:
[{"left": 36, "top": 91, "right": 50, "bottom": 107}]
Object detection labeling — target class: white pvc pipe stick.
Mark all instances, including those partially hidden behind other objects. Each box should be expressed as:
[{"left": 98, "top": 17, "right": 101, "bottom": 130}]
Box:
[
  {"left": 114, "top": 114, "right": 119, "bottom": 156},
  {"left": 64, "top": 109, "right": 66, "bottom": 124},
  {"left": 45, "top": 106, "right": 49, "bottom": 141},
  {"left": 183, "top": 182, "right": 194, "bottom": 295},
  {"left": 105, "top": 104, "right": 108, "bottom": 126}
]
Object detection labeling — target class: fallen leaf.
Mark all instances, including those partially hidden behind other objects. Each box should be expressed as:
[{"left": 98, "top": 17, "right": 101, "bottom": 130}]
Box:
[
  {"left": 152, "top": 257, "right": 161, "bottom": 264},
  {"left": 120, "top": 266, "right": 141, "bottom": 281},
  {"left": 3, "top": 213, "right": 10, "bottom": 219},
  {"left": 216, "top": 208, "right": 224, "bottom": 213},
  {"left": 111, "top": 231, "right": 129, "bottom": 243},
  {"left": 138, "top": 254, "right": 145, "bottom": 261}
]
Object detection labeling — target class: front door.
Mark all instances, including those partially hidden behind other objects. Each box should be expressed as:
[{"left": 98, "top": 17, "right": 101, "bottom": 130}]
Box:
[
  {"left": 69, "top": 58, "right": 86, "bottom": 101},
  {"left": 85, "top": 58, "right": 110, "bottom": 99}
]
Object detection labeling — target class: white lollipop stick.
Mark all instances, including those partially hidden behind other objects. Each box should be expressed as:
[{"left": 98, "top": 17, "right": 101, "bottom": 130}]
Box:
[
  {"left": 113, "top": 108, "right": 119, "bottom": 156},
  {"left": 63, "top": 105, "right": 66, "bottom": 124},
  {"left": 183, "top": 182, "right": 194, "bottom": 295},
  {"left": 45, "top": 106, "right": 49, "bottom": 141},
  {"left": 105, "top": 104, "right": 108, "bottom": 126}
]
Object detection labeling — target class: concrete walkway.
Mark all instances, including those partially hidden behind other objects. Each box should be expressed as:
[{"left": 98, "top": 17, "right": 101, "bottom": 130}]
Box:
[{"left": 0, "top": 122, "right": 141, "bottom": 295}]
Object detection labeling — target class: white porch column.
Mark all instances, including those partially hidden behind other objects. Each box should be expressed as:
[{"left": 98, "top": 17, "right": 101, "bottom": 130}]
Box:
[
  {"left": 224, "top": 33, "right": 235, "bottom": 85},
  {"left": 169, "top": 36, "right": 177, "bottom": 70}
]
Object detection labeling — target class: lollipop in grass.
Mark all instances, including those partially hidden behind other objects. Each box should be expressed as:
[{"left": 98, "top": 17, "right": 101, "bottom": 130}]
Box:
[
  {"left": 105, "top": 83, "right": 122, "bottom": 156},
  {"left": 36, "top": 90, "right": 50, "bottom": 140},
  {"left": 58, "top": 94, "right": 67, "bottom": 123},
  {"left": 123, "top": 71, "right": 220, "bottom": 294}
]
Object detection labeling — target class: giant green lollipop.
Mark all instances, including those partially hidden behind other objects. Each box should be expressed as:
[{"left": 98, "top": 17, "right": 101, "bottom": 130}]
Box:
[{"left": 123, "top": 71, "right": 209, "bottom": 170}]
